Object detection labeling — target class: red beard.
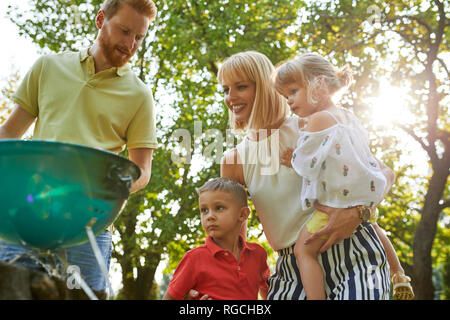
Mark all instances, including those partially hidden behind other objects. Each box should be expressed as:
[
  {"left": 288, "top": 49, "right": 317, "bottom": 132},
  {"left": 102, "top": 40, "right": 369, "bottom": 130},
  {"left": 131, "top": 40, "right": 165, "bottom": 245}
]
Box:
[{"left": 99, "top": 34, "right": 132, "bottom": 68}]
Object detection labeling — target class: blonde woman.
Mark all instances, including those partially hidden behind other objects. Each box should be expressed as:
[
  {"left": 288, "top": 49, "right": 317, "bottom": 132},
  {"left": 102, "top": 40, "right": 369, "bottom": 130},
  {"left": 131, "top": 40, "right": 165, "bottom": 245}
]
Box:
[
  {"left": 218, "top": 51, "right": 391, "bottom": 300},
  {"left": 273, "top": 53, "right": 413, "bottom": 300}
]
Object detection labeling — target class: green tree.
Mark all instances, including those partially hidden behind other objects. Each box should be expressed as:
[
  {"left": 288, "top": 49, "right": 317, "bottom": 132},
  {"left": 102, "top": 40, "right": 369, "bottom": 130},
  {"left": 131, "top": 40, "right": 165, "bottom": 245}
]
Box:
[
  {"left": 7, "top": 0, "right": 302, "bottom": 299},
  {"left": 7, "top": 0, "right": 448, "bottom": 300},
  {"left": 293, "top": 0, "right": 449, "bottom": 299}
]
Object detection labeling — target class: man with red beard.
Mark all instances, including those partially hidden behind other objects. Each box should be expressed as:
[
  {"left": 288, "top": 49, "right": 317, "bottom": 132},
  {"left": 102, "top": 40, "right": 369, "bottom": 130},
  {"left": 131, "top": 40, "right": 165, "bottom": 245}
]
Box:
[{"left": 0, "top": 0, "right": 157, "bottom": 295}]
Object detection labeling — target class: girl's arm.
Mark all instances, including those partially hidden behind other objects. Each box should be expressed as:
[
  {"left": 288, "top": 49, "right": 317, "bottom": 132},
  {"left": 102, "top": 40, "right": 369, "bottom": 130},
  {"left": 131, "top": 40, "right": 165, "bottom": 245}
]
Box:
[{"left": 304, "top": 110, "right": 338, "bottom": 132}]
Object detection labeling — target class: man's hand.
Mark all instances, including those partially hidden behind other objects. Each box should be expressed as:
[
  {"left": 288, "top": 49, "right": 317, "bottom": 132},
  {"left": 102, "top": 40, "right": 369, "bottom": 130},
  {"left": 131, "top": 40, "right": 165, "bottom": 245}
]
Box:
[{"left": 304, "top": 203, "right": 361, "bottom": 253}]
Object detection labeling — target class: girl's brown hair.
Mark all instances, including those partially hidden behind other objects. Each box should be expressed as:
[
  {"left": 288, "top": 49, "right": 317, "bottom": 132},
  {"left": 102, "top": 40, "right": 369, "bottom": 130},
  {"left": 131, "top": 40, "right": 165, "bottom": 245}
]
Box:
[{"left": 273, "top": 53, "right": 353, "bottom": 105}]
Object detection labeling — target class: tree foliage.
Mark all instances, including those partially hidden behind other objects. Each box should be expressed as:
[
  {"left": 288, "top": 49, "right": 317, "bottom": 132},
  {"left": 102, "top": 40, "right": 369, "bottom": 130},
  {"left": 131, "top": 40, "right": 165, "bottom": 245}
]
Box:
[{"left": 5, "top": 0, "right": 449, "bottom": 299}]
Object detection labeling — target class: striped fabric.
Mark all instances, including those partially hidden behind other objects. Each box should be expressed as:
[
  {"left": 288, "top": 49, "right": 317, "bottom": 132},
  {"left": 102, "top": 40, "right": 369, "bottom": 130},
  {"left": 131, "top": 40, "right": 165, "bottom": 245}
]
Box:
[{"left": 267, "top": 223, "right": 391, "bottom": 300}]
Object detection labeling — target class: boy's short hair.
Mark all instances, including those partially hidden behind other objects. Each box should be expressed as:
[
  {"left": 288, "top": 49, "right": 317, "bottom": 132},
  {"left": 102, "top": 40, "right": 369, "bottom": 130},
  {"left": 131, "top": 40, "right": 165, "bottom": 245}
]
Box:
[
  {"left": 197, "top": 178, "right": 248, "bottom": 208},
  {"left": 101, "top": 0, "right": 157, "bottom": 21}
]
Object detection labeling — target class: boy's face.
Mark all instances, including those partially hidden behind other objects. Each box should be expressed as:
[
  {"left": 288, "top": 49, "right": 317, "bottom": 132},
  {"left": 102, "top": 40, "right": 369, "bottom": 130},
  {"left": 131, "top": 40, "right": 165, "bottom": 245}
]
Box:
[{"left": 199, "top": 190, "right": 248, "bottom": 240}]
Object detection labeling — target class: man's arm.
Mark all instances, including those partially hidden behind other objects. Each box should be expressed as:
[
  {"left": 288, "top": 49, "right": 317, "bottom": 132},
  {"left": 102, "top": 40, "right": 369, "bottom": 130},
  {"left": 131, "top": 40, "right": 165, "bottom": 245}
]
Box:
[
  {"left": 128, "top": 147, "right": 153, "bottom": 193},
  {"left": 0, "top": 105, "right": 36, "bottom": 139}
]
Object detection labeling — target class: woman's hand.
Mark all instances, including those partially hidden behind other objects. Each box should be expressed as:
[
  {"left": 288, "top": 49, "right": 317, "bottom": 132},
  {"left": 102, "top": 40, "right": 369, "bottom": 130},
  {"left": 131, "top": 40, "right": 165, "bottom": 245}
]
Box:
[
  {"left": 185, "top": 289, "right": 212, "bottom": 300},
  {"left": 304, "top": 203, "right": 361, "bottom": 253},
  {"left": 280, "top": 147, "right": 294, "bottom": 168}
]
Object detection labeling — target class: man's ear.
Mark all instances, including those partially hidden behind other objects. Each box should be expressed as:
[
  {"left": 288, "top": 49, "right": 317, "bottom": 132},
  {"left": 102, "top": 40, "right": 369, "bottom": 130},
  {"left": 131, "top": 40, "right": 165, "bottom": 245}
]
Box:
[
  {"left": 239, "top": 207, "right": 250, "bottom": 222},
  {"left": 96, "top": 9, "right": 105, "bottom": 29}
]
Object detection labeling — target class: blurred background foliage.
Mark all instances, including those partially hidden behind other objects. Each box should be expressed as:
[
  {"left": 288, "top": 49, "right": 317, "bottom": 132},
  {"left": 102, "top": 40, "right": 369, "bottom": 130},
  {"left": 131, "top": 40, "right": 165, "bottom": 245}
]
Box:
[{"left": 1, "top": 0, "right": 448, "bottom": 299}]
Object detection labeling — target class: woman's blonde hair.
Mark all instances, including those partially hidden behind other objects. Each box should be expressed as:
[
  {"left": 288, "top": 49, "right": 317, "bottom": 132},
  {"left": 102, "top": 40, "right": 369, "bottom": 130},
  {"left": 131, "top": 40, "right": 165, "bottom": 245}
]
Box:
[
  {"left": 218, "top": 51, "right": 289, "bottom": 131},
  {"left": 273, "top": 53, "right": 353, "bottom": 105}
]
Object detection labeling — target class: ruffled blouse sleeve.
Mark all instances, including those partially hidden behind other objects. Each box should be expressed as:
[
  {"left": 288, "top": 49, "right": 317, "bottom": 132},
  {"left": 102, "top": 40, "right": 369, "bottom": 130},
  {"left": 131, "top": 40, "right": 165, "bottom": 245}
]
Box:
[{"left": 291, "top": 127, "right": 338, "bottom": 181}]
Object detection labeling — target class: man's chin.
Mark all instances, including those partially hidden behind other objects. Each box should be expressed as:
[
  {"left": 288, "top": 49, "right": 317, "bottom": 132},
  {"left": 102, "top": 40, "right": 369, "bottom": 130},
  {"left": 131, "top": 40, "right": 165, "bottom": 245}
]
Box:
[{"left": 109, "top": 56, "right": 129, "bottom": 68}]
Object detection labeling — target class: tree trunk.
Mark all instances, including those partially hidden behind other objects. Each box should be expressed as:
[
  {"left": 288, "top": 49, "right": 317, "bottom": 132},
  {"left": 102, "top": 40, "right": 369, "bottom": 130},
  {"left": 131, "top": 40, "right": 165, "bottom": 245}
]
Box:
[
  {"left": 412, "top": 161, "right": 449, "bottom": 299},
  {"left": 116, "top": 190, "right": 162, "bottom": 300}
]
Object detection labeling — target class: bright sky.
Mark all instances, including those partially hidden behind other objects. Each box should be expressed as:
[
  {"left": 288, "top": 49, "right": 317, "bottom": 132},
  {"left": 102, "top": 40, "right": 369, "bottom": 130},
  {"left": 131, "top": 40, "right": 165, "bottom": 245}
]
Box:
[{"left": 0, "top": 1, "right": 39, "bottom": 85}]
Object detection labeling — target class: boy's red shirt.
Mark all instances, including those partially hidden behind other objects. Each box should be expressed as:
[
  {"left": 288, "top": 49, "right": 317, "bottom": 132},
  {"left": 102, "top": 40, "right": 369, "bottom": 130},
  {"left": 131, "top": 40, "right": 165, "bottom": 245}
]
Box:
[{"left": 167, "top": 235, "right": 270, "bottom": 300}]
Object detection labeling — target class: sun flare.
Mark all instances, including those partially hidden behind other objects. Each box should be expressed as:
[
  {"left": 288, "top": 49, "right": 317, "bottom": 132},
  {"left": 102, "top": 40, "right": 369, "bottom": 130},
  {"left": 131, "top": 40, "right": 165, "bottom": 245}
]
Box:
[{"left": 367, "top": 83, "right": 414, "bottom": 127}]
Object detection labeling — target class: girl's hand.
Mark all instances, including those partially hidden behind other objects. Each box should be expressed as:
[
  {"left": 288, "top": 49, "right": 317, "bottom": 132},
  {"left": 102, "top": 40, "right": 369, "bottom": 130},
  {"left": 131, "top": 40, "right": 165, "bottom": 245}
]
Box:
[
  {"left": 280, "top": 147, "right": 294, "bottom": 168},
  {"left": 304, "top": 203, "right": 361, "bottom": 253}
]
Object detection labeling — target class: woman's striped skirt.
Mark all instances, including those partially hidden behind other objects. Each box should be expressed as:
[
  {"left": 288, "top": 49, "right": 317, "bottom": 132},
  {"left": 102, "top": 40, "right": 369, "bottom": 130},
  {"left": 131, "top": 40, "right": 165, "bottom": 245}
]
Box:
[{"left": 267, "top": 223, "right": 391, "bottom": 300}]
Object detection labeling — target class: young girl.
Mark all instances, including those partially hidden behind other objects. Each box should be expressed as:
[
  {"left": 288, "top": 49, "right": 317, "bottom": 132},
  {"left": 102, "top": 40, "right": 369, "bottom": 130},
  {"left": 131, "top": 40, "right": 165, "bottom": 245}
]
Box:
[{"left": 273, "top": 53, "right": 414, "bottom": 300}]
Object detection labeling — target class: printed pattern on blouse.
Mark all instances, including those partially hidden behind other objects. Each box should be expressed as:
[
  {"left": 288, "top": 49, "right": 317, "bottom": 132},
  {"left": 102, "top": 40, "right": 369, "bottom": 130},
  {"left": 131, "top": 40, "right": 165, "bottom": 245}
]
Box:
[{"left": 291, "top": 111, "right": 387, "bottom": 210}]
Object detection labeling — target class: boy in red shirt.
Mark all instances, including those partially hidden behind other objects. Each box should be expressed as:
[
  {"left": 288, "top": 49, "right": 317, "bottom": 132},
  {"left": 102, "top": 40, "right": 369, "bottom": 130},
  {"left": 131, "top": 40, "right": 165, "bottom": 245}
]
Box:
[{"left": 163, "top": 178, "right": 270, "bottom": 300}]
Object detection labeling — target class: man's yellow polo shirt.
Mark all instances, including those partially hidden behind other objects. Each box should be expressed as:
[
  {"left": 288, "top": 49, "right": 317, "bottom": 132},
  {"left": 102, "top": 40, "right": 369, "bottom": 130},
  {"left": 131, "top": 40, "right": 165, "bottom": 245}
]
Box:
[{"left": 12, "top": 49, "right": 158, "bottom": 153}]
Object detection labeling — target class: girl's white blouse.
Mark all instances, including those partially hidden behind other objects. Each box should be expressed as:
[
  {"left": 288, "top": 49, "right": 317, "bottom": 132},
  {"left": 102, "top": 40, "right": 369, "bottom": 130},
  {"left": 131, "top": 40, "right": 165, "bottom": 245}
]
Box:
[{"left": 291, "top": 111, "right": 387, "bottom": 210}]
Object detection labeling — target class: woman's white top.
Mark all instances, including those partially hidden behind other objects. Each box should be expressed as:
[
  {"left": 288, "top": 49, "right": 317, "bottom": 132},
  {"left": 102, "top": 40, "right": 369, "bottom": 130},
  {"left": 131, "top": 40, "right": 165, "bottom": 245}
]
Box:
[
  {"left": 291, "top": 110, "right": 387, "bottom": 211},
  {"left": 235, "top": 116, "right": 313, "bottom": 251}
]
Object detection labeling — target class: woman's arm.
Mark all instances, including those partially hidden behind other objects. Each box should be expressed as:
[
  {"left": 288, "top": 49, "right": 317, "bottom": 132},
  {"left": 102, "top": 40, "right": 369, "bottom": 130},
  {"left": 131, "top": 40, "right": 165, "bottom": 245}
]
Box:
[
  {"left": 221, "top": 148, "right": 247, "bottom": 238},
  {"left": 220, "top": 148, "right": 246, "bottom": 186}
]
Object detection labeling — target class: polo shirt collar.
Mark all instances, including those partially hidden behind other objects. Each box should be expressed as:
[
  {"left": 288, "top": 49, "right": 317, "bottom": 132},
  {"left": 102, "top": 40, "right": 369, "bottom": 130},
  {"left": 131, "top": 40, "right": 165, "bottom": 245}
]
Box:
[
  {"left": 206, "top": 235, "right": 255, "bottom": 257},
  {"left": 80, "top": 48, "right": 130, "bottom": 76}
]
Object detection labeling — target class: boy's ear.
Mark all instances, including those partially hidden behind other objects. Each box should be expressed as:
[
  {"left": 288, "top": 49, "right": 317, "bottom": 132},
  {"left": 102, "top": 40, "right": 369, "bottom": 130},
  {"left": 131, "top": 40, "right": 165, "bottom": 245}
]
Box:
[{"left": 239, "top": 207, "right": 250, "bottom": 221}]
